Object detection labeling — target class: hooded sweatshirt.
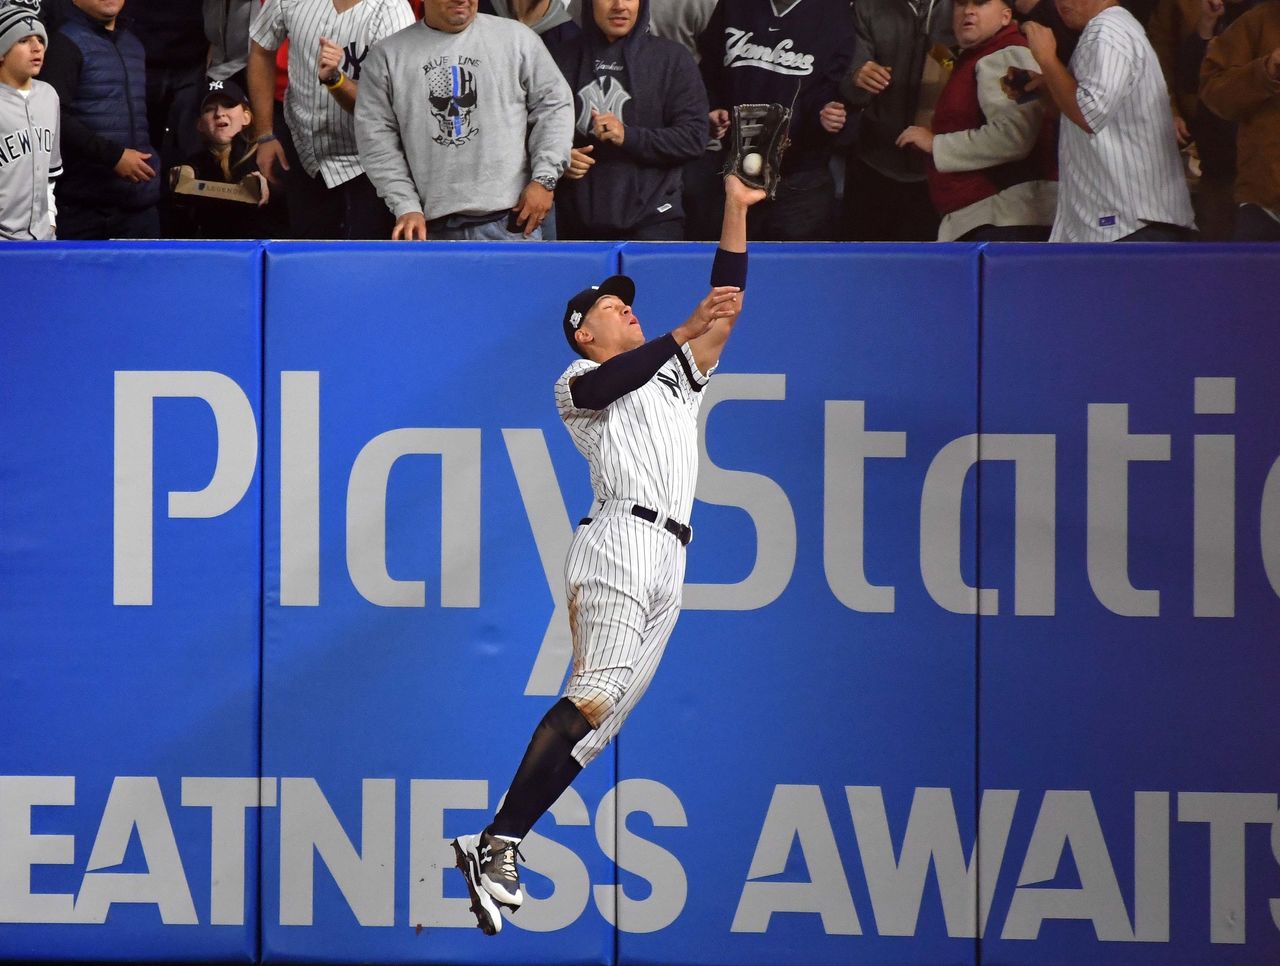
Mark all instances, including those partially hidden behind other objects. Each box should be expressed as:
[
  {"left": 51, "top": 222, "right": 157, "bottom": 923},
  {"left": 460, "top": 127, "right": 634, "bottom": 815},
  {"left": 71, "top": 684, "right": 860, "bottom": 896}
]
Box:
[
  {"left": 480, "top": 0, "right": 580, "bottom": 49},
  {"left": 204, "top": 0, "right": 253, "bottom": 82},
  {"left": 550, "top": 0, "right": 708, "bottom": 235}
]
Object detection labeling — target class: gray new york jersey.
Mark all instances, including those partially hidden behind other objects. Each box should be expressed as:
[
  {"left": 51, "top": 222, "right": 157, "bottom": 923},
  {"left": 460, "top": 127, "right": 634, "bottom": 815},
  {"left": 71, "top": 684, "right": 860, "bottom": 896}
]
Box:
[
  {"left": 0, "top": 80, "right": 60, "bottom": 241},
  {"left": 556, "top": 342, "right": 714, "bottom": 525}
]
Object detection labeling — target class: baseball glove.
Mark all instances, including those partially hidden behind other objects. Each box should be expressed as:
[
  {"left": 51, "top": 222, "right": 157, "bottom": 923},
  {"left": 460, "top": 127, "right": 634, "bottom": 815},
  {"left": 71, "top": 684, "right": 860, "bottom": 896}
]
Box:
[{"left": 722, "top": 103, "right": 791, "bottom": 199}]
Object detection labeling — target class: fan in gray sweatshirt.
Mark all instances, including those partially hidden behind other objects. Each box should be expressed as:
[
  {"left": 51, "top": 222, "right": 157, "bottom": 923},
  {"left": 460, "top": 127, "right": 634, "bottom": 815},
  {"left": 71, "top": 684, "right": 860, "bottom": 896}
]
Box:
[{"left": 355, "top": 13, "right": 573, "bottom": 228}]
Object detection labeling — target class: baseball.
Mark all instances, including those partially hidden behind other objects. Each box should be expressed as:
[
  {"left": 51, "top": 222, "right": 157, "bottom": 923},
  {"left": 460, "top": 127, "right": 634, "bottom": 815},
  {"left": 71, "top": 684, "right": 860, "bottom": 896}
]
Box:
[{"left": 742, "top": 152, "right": 763, "bottom": 176}]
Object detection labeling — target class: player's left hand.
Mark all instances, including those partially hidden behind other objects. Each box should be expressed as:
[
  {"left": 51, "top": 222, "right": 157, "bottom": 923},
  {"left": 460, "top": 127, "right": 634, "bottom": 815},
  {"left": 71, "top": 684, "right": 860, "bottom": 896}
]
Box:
[
  {"left": 896, "top": 125, "right": 934, "bottom": 153},
  {"left": 512, "top": 181, "right": 553, "bottom": 237},
  {"left": 591, "top": 108, "right": 625, "bottom": 145},
  {"left": 724, "top": 173, "right": 767, "bottom": 208}
]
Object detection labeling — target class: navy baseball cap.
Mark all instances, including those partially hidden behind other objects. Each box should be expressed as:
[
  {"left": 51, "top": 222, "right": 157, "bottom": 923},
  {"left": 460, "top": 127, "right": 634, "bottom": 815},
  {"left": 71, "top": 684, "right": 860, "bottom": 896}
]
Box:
[
  {"left": 201, "top": 78, "right": 249, "bottom": 110},
  {"left": 562, "top": 275, "right": 635, "bottom": 353}
]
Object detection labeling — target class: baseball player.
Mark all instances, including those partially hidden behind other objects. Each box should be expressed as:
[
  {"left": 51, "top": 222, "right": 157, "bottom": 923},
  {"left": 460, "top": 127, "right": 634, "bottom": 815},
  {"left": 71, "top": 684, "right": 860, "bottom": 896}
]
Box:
[
  {"left": 452, "top": 172, "right": 766, "bottom": 935},
  {"left": 0, "top": 0, "right": 60, "bottom": 241}
]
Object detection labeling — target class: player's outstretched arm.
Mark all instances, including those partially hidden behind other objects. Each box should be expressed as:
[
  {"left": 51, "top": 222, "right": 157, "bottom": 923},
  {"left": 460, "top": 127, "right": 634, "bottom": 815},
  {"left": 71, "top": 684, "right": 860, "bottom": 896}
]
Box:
[{"left": 689, "top": 175, "right": 767, "bottom": 374}]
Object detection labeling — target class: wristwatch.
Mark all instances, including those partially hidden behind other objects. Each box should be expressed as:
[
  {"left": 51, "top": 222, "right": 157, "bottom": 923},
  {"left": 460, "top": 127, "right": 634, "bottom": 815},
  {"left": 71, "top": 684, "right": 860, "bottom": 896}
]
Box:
[
  {"left": 252, "top": 133, "right": 277, "bottom": 145},
  {"left": 533, "top": 174, "right": 557, "bottom": 192}
]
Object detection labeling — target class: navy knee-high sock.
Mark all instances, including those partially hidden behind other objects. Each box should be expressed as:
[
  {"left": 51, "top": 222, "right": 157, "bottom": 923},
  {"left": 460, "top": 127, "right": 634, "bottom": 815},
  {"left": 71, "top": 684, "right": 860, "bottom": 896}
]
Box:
[{"left": 488, "top": 698, "right": 593, "bottom": 840}]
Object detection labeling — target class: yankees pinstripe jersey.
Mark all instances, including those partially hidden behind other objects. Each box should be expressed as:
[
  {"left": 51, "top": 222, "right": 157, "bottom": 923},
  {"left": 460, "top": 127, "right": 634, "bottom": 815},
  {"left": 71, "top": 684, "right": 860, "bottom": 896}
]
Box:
[
  {"left": 250, "top": 0, "right": 414, "bottom": 187},
  {"left": 0, "top": 80, "right": 60, "bottom": 241},
  {"left": 1050, "top": 5, "right": 1194, "bottom": 242},
  {"left": 556, "top": 342, "right": 713, "bottom": 526}
]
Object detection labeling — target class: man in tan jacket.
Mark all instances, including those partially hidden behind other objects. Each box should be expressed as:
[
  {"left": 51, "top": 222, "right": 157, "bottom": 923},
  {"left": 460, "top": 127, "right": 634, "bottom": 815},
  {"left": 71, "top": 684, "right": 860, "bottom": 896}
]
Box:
[{"left": 1200, "top": 0, "right": 1280, "bottom": 239}]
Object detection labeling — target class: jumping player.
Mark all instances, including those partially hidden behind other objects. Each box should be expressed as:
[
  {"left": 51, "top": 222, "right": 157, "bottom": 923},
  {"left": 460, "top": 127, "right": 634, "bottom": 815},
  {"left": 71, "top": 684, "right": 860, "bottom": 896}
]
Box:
[{"left": 452, "top": 173, "right": 766, "bottom": 935}]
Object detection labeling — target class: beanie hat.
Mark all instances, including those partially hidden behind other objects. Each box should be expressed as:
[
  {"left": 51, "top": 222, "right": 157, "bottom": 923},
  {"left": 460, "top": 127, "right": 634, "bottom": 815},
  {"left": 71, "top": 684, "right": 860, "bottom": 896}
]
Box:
[{"left": 0, "top": 0, "right": 46, "bottom": 58}]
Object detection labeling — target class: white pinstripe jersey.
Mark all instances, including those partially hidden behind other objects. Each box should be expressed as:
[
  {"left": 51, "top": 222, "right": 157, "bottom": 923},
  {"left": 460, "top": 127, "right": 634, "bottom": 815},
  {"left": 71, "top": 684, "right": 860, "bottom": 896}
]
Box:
[
  {"left": 1051, "top": 5, "right": 1194, "bottom": 242},
  {"left": 250, "top": 0, "right": 415, "bottom": 187},
  {"left": 556, "top": 343, "right": 715, "bottom": 526}
]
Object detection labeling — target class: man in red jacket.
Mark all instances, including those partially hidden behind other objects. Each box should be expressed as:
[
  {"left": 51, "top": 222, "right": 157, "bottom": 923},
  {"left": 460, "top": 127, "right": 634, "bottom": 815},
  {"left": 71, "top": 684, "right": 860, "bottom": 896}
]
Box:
[{"left": 896, "top": 0, "right": 1058, "bottom": 240}]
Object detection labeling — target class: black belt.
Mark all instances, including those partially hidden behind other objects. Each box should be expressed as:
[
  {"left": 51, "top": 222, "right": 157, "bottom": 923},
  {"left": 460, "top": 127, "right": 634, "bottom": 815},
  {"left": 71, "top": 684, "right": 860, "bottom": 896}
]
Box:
[
  {"left": 427, "top": 208, "right": 506, "bottom": 232},
  {"left": 579, "top": 504, "right": 692, "bottom": 546}
]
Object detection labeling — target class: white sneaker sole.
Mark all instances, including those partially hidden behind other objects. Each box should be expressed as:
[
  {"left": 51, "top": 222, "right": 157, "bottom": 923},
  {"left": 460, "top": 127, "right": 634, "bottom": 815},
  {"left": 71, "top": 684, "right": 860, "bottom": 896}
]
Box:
[
  {"left": 452, "top": 834, "right": 502, "bottom": 935},
  {"left": 481, "top": 868, "right": 524, "bottom": 910}
]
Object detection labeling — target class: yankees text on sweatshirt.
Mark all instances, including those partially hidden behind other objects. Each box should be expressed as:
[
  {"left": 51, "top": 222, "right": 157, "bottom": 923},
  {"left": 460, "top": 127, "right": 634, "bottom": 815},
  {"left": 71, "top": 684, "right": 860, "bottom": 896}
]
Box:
[
  {"left": 698, "top": 0, "right": 854, "bottom": 176},
  {"left": 355, "top": 14, "right": 573, "bottom": 222}
]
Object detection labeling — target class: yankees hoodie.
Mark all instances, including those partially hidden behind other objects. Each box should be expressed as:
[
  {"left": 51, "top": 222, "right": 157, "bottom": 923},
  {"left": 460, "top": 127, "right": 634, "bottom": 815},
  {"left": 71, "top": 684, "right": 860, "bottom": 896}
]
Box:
[{"left": 550, "top": 0, "right": 708, "bottom": 235}]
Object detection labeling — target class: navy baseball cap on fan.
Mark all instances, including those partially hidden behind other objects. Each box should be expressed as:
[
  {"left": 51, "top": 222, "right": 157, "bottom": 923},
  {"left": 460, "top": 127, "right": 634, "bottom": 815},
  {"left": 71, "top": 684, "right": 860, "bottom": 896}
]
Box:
[
  {"left": 201, "top": 78, "right": 249, "bottom": 110},
  {"left": 562, "top": 274, "right": 635, "bottom": 353}
]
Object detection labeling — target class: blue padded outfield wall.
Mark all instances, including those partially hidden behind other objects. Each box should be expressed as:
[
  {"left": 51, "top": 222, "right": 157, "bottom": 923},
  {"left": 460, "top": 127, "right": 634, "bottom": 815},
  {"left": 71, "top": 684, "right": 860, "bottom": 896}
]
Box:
[{"left": 2, "top": 241, "right": 1278, "bottom": 965}]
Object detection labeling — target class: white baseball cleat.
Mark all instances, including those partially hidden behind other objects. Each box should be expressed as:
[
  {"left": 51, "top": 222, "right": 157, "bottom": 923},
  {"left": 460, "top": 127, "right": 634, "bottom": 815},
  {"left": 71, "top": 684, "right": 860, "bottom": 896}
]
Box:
[
  {"left": 452, "top": 833, "right": 504, "bottom": 935},
  {"left": 476, "top": 830, "right": 525, "bottom": 910}
]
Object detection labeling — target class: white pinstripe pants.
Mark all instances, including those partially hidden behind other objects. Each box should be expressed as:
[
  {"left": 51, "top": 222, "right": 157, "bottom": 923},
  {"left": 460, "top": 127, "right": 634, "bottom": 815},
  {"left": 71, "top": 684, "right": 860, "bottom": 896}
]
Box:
[{"left": 562, "top": 506, "right": 686, "bottom": 766}]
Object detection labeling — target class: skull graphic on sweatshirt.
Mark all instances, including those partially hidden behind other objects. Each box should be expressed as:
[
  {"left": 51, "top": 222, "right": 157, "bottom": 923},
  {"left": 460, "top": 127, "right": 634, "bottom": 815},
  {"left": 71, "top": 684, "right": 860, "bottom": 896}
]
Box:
[{"left": 426, "top": 64, "right": 479, "bottom": 145}]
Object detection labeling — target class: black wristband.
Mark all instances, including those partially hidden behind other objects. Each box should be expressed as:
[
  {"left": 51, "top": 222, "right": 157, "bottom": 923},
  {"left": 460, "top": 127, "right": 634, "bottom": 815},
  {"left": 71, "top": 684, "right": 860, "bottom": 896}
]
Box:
[
  {"left": 711, "top": 248, "right": 747, "bottom": 290},
  {"left": 570, "top": 334, "right": 680, "bottom": 410}
]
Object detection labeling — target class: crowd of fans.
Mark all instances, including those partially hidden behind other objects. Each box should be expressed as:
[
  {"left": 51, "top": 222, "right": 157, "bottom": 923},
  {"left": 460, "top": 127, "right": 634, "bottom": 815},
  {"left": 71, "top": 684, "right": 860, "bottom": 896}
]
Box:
[{"left": 0, "top": 0, "right": 1276, "bottom": 242}]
